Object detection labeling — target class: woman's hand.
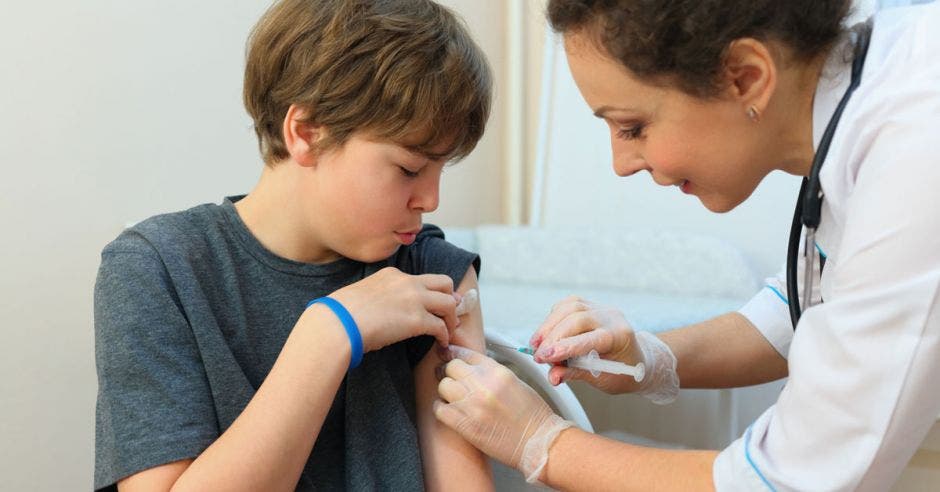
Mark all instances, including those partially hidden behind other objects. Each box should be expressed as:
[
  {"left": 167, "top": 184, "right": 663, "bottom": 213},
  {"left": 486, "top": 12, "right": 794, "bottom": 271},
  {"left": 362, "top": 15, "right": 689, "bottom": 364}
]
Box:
[
  {"left": 433, "top": 346, "right": 572, "bottom": 482},
  {"left": 529, "top": 296, "right": 679, "bottom": 404},
  {"left": 327, "top": 267, "right": 459, "bottom": 352},
  {"left": 529, "top": 296, "right": 646, "bottom": 393}
]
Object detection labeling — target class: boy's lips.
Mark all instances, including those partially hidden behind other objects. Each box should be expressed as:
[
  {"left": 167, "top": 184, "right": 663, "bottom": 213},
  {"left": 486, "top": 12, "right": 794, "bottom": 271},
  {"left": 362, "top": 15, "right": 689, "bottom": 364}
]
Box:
[{"left": 396, "top": 227, "right": 421, "bottom": 245}]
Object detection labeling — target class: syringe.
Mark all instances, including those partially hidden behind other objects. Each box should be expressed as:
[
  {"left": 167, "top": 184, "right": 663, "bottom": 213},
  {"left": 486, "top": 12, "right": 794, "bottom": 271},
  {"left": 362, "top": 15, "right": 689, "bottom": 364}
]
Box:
[
  {"left": 460, "top": 291, "right": 645, "bottom": 383},
  {"left": 566, "top": 349, "right": 645, "bottom": 382},
  {"left": 506, "top": 345, "right": 645, "bottom": 383}
]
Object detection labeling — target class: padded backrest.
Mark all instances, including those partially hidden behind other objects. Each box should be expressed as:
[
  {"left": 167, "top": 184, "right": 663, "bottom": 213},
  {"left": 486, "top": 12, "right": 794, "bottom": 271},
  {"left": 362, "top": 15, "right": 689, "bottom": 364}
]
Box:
[{"left": 460, "top": 225, "right": 761, "bottom": 300}]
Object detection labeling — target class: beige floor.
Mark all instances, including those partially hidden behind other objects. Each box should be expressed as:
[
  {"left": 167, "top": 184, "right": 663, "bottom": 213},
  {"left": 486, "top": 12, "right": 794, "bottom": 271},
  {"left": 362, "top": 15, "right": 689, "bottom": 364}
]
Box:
[{"left": 893, "top": 422, "right": 940, "bottom": 492}]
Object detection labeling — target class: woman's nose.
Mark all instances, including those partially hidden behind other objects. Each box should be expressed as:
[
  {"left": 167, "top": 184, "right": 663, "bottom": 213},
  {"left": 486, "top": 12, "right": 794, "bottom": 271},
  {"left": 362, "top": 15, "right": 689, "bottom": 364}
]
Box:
[
  {"left": 611, "top": 138, "right": 650, "bottom": 177},
  {"left": 612, "top": 155, "right": 650, "bottom": 177}
]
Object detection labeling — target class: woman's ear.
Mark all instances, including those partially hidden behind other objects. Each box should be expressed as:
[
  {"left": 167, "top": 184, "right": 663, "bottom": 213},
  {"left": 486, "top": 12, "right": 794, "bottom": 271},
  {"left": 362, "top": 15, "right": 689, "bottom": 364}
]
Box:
[
  {"left": 721, "top": 38, "right": 777, "bottom": 117},
  {"left": 282, "top": 104, "right": 322, "bottom": 167}
]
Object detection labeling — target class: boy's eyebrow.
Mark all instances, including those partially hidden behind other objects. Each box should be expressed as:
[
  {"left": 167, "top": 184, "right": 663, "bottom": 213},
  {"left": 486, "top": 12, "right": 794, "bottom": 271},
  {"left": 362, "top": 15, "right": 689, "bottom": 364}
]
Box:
[{"left": 405, "top": 146, "right": 451, "bottom": 162}]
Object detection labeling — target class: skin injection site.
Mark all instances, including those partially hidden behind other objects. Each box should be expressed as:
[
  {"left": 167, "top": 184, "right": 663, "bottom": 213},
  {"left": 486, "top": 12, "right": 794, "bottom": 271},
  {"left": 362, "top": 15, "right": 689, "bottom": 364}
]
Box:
[{"left": 3, "top": 0, "right": 940, "bottom": 490}]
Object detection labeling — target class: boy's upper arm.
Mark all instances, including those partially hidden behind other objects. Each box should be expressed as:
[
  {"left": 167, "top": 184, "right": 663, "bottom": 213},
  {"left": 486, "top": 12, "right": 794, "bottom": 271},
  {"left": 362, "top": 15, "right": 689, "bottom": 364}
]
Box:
[
  {"left": 449, "top": 266, "right": 485, "bottom": 351},
  {"left": 414, "top": 266, "right": 493, "bottom": 491},
  {"left": 116, "top": 459, "right": 192, "bottom": 491}
]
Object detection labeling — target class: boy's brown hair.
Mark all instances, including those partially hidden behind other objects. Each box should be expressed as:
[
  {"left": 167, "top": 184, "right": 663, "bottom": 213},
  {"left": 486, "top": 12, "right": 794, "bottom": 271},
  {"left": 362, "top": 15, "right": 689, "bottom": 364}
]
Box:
[{"left": 244, "top": 0, "right": 492, "bottom": 164}]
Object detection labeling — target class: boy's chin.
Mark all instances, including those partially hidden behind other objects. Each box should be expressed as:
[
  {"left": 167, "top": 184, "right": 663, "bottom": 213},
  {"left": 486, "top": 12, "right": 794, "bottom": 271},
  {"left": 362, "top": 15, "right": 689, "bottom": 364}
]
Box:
[{"left": 345, "top": 243, "right": 402, "bottom": 263}]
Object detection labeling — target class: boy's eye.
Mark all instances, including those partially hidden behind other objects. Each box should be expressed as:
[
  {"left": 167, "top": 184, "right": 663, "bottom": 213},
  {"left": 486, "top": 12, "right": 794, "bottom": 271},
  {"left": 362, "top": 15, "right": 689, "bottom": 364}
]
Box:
[
  {"left": 616, "top": 123, "right": 646, "bottom": 141},
  {"left": 399, "top": 166, "right": 420, "bottom": 178}
]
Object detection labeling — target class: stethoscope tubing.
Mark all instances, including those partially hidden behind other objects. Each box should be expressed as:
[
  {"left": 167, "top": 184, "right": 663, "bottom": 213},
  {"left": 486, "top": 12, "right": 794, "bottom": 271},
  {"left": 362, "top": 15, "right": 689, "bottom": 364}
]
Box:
[{"left": 786, "top": 19, "right": 874, "bottom": 330}]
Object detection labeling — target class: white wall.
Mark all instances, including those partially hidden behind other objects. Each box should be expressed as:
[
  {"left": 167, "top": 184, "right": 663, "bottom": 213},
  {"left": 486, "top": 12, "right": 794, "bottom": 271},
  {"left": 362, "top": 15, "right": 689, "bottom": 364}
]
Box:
[
  {"left": 0, "top": 1, "right": 504, "bottom": 489},
  {"left": 0, "top": 2, "right": 269, "bottom": 489}
]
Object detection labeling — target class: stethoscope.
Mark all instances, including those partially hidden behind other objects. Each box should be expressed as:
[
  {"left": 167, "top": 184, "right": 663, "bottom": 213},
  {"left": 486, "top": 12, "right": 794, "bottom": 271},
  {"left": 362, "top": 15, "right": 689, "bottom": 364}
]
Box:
[{"left": 787, "top": 19, "right": 874, "bottom": 329}]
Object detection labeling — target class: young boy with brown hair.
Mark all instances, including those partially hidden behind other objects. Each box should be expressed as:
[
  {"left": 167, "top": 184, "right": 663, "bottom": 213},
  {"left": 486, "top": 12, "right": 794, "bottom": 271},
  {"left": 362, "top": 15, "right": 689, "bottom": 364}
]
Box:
[{"left": 93, "top": 0, "right": 492, "bottom": 489}]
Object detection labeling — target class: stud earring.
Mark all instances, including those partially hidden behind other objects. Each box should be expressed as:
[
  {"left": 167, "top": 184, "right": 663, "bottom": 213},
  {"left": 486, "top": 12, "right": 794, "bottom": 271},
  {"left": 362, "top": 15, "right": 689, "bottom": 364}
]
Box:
[{"left": 746, "top": 105, "right": 761, "bottom": 123}]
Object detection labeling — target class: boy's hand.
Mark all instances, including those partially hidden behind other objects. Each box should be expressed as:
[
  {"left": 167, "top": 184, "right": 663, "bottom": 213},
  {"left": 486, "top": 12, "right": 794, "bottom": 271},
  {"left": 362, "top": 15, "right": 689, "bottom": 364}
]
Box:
[{"left": 329, "top": 267, "right": 458, "bottom": 352}]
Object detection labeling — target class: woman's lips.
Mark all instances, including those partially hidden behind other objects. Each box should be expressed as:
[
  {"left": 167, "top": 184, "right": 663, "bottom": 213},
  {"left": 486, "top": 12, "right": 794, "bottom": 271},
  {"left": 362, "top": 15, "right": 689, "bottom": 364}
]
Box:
[{"left": 680, "top": 180, "right": 692, "bottom": 194}]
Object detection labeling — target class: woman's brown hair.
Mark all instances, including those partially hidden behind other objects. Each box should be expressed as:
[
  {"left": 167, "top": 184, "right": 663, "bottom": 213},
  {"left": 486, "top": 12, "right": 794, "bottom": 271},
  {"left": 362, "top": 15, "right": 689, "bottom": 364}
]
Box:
[
  {"left": 244, "top": 0, "right": 492, "bottom": 164},
  {"left": 548, "top": 0, "right": 852, "bottom": 97}
]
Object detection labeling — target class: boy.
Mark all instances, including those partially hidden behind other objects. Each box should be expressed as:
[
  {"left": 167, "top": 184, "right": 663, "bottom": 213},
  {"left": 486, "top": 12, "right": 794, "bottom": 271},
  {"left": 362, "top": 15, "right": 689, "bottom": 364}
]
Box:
[{"left": 93, "top": 0, "right": 492, "bottom": 490}]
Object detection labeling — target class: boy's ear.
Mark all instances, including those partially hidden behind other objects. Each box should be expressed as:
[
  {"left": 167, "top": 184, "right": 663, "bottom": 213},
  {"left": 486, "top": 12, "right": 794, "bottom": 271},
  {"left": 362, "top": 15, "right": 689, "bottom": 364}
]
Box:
[
  {"left": 720, "top": 38, "right": 777, "bottom": 117},
  {"left": 282, "top": 104, "right": 323, "bottom": 167}
]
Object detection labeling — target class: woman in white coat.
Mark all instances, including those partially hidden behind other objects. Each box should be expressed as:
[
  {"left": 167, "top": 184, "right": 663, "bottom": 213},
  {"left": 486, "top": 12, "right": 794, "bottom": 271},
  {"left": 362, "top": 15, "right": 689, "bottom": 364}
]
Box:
[{"left": 433, "top": 1, "right": 940, "bottom": 490}]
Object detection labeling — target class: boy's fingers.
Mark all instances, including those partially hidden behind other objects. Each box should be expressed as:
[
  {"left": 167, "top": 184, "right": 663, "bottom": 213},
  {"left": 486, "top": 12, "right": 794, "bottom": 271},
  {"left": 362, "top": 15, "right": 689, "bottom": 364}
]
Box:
[
  {"left": 423, "top": 314, "right": 450, "bottom": 347},
  {"left": 425, "top": 290, "right": 458, "bottom": 331},
  {"left": 418, "top": 273, "right": 455, "bottom": 295}
]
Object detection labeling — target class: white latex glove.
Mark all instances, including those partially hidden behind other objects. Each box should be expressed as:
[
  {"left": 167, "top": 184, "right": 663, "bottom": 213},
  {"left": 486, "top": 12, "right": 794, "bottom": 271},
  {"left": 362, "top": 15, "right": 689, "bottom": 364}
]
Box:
[
  {"left": 633, "top": 331, "right": 679, "bottom": 404},
  {"left": 531, "top": 296, "right": 679, "bottom": 404},
  {"left": 434, "top": 345, "right": 573, "bottom": 483}
]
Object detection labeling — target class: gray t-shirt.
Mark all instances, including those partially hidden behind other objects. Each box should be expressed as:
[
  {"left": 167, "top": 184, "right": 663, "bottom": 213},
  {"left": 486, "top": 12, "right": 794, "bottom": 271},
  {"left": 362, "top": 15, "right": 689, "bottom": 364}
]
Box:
[{"left": 93, "top": 196, "right": 479, "bottom": 491}]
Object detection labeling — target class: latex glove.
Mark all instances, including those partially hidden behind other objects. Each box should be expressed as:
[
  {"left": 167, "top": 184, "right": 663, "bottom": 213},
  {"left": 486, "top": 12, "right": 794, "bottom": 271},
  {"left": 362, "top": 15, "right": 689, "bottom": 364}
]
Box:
[
  {"left": 434, "top": 345, "right": 574, "bottom": 483},
  {"left": 327, "top": 267, "right": 459, "bottom": 352},
  {"left": 530, "top": 296, "right": 679, "bottom": 404}
]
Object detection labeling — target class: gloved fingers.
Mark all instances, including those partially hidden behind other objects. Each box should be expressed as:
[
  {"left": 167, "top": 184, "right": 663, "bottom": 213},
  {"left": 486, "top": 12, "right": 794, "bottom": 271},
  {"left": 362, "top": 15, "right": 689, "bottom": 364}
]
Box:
[
  {"left": 444, "top": 358, "right": 476, "bottom": 380},
  {"left": 547, "top": 364, "right": 591, "bottom": 386},
  {"left": 534, "top": 312, "right": 606, "bottom": 363},
  {"left": 539, "top": 310, "right": 594, "bottom": 346},
  {"left": 432, "top": 399, "right": 467, "bottom": 430},
  {"left": 530, "top": 295, "right": 594, "bottom": 348},
  {"left": 434, "top": 398, "right": 490, "bottom": 439},
  {"left": 543, "top": 328, "right": 615, "bottom": 362},
  {"left": 446, "top": 344, "right": 490, "bottom": 367},
  {"left": 438, "top": 376, "right": 470, "bottom": 403}
]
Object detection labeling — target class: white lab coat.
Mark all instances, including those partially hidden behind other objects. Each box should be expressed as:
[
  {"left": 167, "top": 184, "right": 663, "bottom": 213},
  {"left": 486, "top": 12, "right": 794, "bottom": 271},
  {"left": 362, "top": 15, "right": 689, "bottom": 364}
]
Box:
[{"left": 714, "top": 3, "right": 940, "bottom": 490}]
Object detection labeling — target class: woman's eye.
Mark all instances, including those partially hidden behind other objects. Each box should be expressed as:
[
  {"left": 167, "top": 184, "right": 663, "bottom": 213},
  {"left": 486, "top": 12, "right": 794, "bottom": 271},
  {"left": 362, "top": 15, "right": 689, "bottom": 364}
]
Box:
[
  {"left": 399, "top": 166, "right": 420, "bottom": 178},
  {"left": 616, "top": 124, "right": 646, "bottom": 141}
]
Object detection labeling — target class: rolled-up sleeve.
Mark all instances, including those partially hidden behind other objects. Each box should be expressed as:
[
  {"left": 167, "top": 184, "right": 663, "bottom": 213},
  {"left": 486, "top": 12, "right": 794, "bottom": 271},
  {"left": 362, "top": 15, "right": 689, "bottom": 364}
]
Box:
[{"left": 738, "top": 268, "right": 796, "bottom": 359}]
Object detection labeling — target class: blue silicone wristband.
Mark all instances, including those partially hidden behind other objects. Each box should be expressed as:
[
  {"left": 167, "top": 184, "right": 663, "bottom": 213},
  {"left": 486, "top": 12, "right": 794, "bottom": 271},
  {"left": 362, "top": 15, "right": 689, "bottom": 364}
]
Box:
[{"left": 306, "top": 297, "right": 364, "bottom": 369}]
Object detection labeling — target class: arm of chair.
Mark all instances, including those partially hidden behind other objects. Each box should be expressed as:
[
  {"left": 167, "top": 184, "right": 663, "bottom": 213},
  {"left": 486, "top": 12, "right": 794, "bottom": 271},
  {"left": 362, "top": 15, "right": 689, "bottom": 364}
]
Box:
[{"left": 484, "top": 330, "right": 594, "bottom": 433}]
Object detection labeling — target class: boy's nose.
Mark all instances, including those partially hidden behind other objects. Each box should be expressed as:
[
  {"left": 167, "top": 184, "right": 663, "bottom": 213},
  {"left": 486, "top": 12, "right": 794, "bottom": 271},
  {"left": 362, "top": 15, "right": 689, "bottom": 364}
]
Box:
[{"left": 410, "top": 176, "right": 440, "bottom": 213}]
